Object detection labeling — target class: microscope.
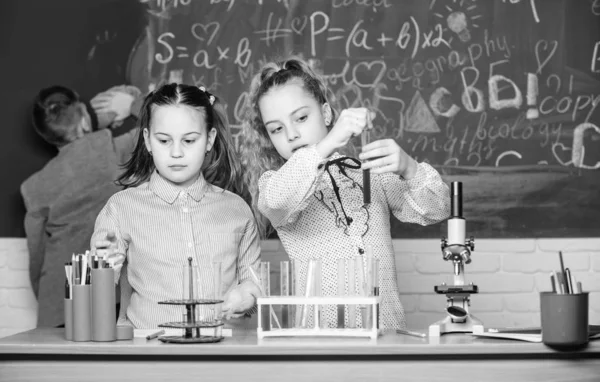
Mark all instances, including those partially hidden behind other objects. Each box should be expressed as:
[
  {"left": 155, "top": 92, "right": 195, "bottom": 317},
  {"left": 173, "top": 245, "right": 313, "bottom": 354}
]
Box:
[{"left": 429, "top": 181, "right": 484, "bottom": 336}]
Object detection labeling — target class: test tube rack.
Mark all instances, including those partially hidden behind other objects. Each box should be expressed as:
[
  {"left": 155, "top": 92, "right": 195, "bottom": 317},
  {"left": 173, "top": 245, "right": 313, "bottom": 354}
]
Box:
[
  {"left": 257, "top": 295, "right": 382, "bottom": 339},
  {"left": 156, "top": 298, "right": 224, "bottom": 344}
]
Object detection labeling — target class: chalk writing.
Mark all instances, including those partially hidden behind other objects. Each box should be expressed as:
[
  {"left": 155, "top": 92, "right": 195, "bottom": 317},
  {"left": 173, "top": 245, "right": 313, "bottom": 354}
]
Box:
[
  {"left": 133, "top": 0, "right": 599, "bottom": 177},
  {"left": 592, "top": 42, "right": 600, "bottom": 73}
]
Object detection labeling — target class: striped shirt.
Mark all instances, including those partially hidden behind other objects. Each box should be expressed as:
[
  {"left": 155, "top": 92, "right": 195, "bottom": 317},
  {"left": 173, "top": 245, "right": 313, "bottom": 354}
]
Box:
[
  {"left": 258, "top": 145, "right": 450, "bottom": 330},
  {"left": 91, "top": 171, "right": 261, "bottom": 329}
]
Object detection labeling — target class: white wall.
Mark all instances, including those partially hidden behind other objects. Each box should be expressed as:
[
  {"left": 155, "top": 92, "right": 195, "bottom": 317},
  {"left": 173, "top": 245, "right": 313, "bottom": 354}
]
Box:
[{"left": 1, "top": 237, "right": 598, "bottom": 338}]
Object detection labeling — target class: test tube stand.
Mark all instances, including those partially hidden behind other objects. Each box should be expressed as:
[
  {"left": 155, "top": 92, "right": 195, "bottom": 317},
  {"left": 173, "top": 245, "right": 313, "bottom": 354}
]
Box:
[
  {"left": 257, "top": 295, "right": 382, "bottom": 339},
  {"left": 157, "top": 298, "right": 224, "bottom": 343}
]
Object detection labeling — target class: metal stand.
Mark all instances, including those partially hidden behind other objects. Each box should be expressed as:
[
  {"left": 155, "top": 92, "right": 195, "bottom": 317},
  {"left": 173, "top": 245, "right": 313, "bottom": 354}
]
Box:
[{"left": 157, "top": 298, "right": 224, "bottom": 343}]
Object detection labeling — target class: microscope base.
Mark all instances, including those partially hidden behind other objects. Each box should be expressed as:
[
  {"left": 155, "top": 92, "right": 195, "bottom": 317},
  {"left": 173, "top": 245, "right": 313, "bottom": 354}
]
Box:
[{"left": 428, "top": 314, "right": 484, "bottom": 337}]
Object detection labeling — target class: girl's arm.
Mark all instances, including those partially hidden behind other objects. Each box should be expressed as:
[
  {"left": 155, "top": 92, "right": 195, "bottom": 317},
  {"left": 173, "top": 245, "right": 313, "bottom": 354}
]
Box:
[
  {"left": 236, "top": 215, "right": 262, "bottom": 315},
  {"left": 381, "top": 162, "right": 451, "bottom": 225},
  {"left": 90, "top": 201, "right": 128, "bottom": 284},
  {"left": 258, "top": 145, "right": 326, "bottom": 228},
  {"left": 221, "top": 212, "right": 262, "bottom": 318},
  {"left": 237, "top": 216, "right": 261, "bottom": 285}
]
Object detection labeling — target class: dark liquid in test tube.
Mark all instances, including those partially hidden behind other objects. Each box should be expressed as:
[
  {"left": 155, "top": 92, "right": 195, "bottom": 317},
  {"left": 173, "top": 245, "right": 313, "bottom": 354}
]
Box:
[
  {"left": 362, "top": 113, "right": 372, "bottom": 205},
  {"left": 363, "top": 169, "right": 371, "bottom": 204}
]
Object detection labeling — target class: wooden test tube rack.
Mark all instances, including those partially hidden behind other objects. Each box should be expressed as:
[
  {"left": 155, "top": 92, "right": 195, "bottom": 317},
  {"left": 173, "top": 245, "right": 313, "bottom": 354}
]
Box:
[{"left": 257, "top": 295, "right": 382, "bottom": 339}]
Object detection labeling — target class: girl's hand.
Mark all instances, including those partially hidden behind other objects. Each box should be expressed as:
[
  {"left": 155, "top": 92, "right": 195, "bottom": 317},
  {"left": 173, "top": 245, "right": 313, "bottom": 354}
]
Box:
[
  {"left": 220, "top": 280, "right": 261, "bottom": 320},
  {"left": 359, "top": 139, "right": 419, "bottom": 179},
  {"left": 317, "top": 108, "right": 376, "bottom": 158},
  {"left": 94, "top": 231, "right": 125, "bottom": 268}
]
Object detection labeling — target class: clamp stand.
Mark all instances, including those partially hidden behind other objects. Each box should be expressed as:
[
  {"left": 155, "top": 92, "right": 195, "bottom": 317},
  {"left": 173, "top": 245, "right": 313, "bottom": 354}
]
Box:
[{"left": 429, "top": 182, "right": 484, "bottom": 336}]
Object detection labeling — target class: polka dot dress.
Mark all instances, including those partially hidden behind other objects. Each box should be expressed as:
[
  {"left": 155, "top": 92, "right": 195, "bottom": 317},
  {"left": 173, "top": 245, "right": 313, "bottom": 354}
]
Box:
[{"left": 258, "top": 146, "right": 450, "bottom": 330}]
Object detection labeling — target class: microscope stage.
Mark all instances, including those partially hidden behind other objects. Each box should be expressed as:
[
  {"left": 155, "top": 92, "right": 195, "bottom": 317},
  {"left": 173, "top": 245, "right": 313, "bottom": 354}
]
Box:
[{"left": 434, "top": 284, "right": 478, "bottom": 294}]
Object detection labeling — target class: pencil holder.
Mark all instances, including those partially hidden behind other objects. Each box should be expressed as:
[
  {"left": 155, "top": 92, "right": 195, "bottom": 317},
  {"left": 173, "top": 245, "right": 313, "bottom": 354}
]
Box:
[
  {"left": 540, "top": 291, "right": 589, "bottom": 348},
  {"left": 91, "top": 268, "right": 117, "bottom": 342},
  {"left": 64, "top": 298, "right": 73, "bottom": 341},
  {"left": 73, "top": 284, "right": 92, "bottom": 342}
]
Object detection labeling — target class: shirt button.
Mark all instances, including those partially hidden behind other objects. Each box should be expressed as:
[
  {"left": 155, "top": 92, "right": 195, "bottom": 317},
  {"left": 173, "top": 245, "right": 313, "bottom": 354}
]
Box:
[
  {"left": 188, "top": 242, "right": 193, "bottom": 248},
  {"left": 182, "top": 207, "right": 189, "bottom": 213}
]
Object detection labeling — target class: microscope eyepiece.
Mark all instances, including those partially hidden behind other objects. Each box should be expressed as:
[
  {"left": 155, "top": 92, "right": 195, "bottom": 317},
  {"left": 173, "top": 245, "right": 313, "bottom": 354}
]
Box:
[{"left": 451, "top": 181, "right": 462, "bottom": 218}]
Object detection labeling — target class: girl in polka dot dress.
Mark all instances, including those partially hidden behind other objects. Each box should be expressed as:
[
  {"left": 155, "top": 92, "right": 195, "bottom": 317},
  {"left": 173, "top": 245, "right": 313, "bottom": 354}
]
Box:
[{"left": 240, "top": 57, "right": 450, "bottom": 330}]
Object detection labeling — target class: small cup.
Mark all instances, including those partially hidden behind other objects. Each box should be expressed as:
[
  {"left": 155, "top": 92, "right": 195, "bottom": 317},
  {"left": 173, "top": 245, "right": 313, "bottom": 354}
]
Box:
[
  {"left": 72, "top": 284, "right": 92, "bottom": 342},
  {"left": 540, "top": 291, "right": 589, "bottom": 348},
  {"left": 64, "top": 298, "right": 73, "bottom": 341},
  {"left": 91, "top": 268, "right": 117, "bottom": 342}
]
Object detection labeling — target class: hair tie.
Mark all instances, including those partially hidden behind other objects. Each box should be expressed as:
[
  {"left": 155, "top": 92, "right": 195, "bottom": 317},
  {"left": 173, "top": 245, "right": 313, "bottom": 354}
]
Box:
[{"left": 198, "top": 86, "right": 215, "bottom": 106}]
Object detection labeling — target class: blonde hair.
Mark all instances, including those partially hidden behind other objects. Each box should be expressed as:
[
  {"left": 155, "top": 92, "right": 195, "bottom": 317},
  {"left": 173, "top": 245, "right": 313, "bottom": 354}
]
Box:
[{"left": 239, "top": 56, "right": 338, "bottom": 238}]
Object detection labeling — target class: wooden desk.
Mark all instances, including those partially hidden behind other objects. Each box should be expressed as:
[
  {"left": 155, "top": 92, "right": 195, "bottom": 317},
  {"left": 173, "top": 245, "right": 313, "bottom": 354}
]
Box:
[{"left": 1, "top": 328, "right": 598, "bottom": 382}]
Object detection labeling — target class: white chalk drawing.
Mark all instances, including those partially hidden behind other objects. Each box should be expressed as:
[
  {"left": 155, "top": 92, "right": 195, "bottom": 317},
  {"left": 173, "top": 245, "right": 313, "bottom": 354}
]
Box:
[
  {"left": 592, "top": 41, "right": 600, "bottom": 73},
  {"left": 489, "top": 74, "right": 523, "bottom": 110},
  {"left": 551, "top": 142, "right": 572, "bottom": 166},
  {"left": 495, "top": 150, "right": 522, "bottom": 167},
  {"left": 429, "top": 87, "right": 460, "bottom": 118},
  {"left": 404, "top": 91, "right": 441, "bottom": 133},
  {"left": 526, "top": 73, "right": 539, "bottom": 119},
  {"left": 534, "top": 40, "right": 558, "bottom": 74},
  {"left": 432, "top": 0, "right": 481, "bottom": 44},
  {"left": 572, "top": 122, "right": 600, "bottom": 169}
]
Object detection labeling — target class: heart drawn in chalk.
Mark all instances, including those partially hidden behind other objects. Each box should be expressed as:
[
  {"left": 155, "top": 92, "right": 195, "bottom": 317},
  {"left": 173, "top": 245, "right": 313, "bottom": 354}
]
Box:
[
  {"left": 291, "top": 16, "right": 307, "bottom": 35},
  {"left": 351, "top": 61, "right": 387, "bottom": 88},
  {"left": 535, "top": 40, "right": 558, "bottom": 74},
  {"left": 551, "top": 142, "right": 572, "bottom": 166},
  {"left": 191, "top": 22, "right": 220, "bottom": 46}
]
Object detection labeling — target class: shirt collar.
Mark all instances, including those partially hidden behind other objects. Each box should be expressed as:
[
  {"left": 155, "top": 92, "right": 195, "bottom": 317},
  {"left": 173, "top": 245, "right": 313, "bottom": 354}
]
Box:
[{"left": 149, "top": 171, "right": 208, "bottom": 204}]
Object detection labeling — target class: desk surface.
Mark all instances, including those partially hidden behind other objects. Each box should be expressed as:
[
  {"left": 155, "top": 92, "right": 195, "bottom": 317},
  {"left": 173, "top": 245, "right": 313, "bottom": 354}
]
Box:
[{"left": 1, "top": 328, "right": 598, "bottom": 358}]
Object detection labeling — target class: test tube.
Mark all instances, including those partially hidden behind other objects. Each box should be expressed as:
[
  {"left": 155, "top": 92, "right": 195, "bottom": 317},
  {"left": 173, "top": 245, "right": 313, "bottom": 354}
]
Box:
[
  {"left": 355, "top": 255, "right": 368, "bottom": 328},
  {"left": 361, "top": 111, "right": 373, "bottom": 205},
  {"left": 337, "top": 259, "right": 346, "bottom": 328},
  {"left": 259, "top": 262, "right": 271, "bottom": 330},
  {"left": 292, "top": 259, "right": 303, "bottom": 328},
  {"left": 347, "top": 258, "right": 356, "bottom": 328},
  {"left": 300, "top": 259, "right": 321, "bottom": 328},
  {"left": 364, "top": 248, "right": 379, "bottom": 329},
  {"left": 314, "top": 259, "right": 325, "bottom": 328},
  {"left": 212, "top": 261, "right": 223, "bottom": 321},
  {"left": 280, "top": 261, "right": 291, "bottom": 328}
]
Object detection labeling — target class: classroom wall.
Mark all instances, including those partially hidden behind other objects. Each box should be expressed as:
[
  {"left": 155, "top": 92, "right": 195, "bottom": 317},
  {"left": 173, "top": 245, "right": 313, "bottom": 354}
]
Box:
[{"left": 1, "top": 237, "right": 598, "bottom": 338}]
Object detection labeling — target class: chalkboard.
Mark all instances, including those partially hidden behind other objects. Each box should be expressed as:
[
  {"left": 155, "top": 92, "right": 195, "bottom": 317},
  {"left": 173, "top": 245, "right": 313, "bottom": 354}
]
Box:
[
  {"left": 5, "top": 0, "right": 600, "bottom": 239},
  {"left": 125, "top": 0, "right": 600, "bottom": 238}
]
